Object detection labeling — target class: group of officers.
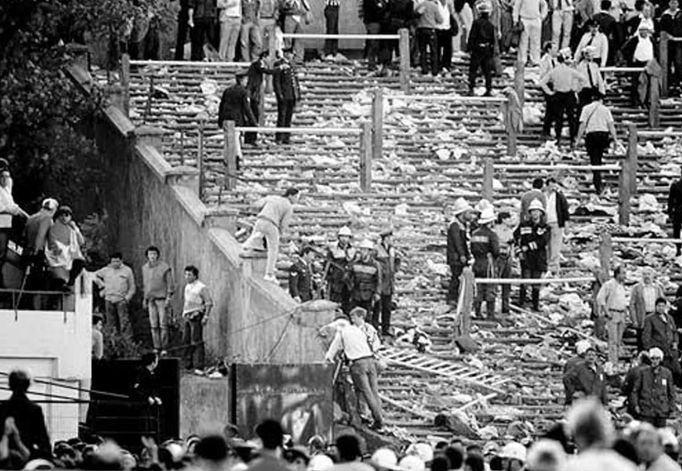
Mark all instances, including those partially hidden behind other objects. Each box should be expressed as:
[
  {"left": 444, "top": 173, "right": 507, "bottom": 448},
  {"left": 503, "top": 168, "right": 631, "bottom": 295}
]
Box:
[{"left": 288, "top": 226, "right": 401, "bottom": 337}]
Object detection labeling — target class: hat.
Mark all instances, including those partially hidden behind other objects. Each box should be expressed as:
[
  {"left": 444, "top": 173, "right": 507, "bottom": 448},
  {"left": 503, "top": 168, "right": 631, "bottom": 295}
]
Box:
[
  {"left": 575, "top": 340, "right": 592, "bottom": 356},
  {"left": 528, "top": 199, "right": 545, "bottom": 213},
  {"left": 452, "top": 197, "right": 474, "bottom": 215},
  {"left": 399, "top": 455, "right": 425, "bottom": 471},
  {"left": 476, "top": 0, "right": 492, "bottom": 11},
  {"left": 478, "top": 207, "right": 496, "bottom": 224},
  {"left": 309, "top": 454, "right": 334, "bottom": 471},
  {"left": 371, "top": 448, "right": 403, "bottom": 470},
  {"left": 358, "top": 239, "right": 374, "bottom": 250},
  {"left": 500, "top": 442, "right": 527, "bottom": 463},
  {"left": 405, "top": 443, "right": 434, "bottom": 463},
  {"left": 483, "top": 441, "right": 500, "bottom": 456},
  {"left": 338, "top": 226, "right": 352, "bottom": 237},
  {"left": 41, "top": 198, "right": 59, "bottom": 210},
  {"left": 649, "top": 347, "right": 664, "bottom": 358}
]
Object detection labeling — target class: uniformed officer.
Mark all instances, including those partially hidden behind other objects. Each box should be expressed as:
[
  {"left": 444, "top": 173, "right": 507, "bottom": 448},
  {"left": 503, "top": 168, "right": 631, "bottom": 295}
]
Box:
[
  {"left": 244, "top": 51, "right": 272, "bottom": 146},
  {"left": 217, "top": 71, "right": 257, "bottom": 170},
  {"left": 467, "top": 1, "right": 496, "bottom": 96},
  {"left": 471, "top": 207, "right": 500, "bottom": 319},
  {"left": 326, "top": 226, "right": 356, "bottom": 313},
  {"left": 272, "top": 48, "right": 301, "bottom": 145},
  {"left": 514, "top": 199, "right": 550, "bottom": 311},
  {"left": 446, "top": 198, "right": 476, "bottom": 305},
  {"left": 374, "top": 229, "right": 401, "bottom": 336},
  {"left": 289, "top": 246, "right": 315, "bottom": 302},
  {"left": 349, "top": 239, "right": 382, "bottom": 315}
]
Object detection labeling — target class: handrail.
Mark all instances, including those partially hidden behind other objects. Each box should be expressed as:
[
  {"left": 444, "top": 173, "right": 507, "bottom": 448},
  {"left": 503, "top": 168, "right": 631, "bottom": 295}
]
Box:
[
  {"left": 232, "top": 126, "right": 362, "bottom": 135},
  {"left": 612, "top": 236, "right": 682, "bottom": 244},
  {"left": 475, "top": 276, "right": 594, "bottom": 284},
  {"left": 281, "top": 33, "right": 399, "bottom": 39},
  {"left": 387, "top": 94, "right": 506, "bottom": 103},
  {"left": 494, "top": 163, "right": 620, "bottom": 171},
  {"left": 637, "top": 130, "right": 682, "bottom": 138},
  {"left": 0, "top": 372, "right": 129, "bottom": 399},
  {"left": 600, "top": 66, "right": 646, "bottom": 73},
  {"left": 129, "top": 60, "right": 249, "bottom": 68}
]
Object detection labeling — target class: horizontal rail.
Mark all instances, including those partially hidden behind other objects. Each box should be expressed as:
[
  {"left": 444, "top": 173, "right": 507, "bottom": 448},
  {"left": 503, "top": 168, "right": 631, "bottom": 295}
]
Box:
[
  {"left": 475, "top": 276, "right": 594, "bottom": 284},
  {"left": 281, "top": 33, "right": 399, "bottom": 40},
  {"left": 387, "top": 94, "right": 506, "bottom": 103},
  {"left": 494, "top": 164, "right": 620, "bottom": 171},
  {"left": 612, "top": 237, "right": 682, "bottom": 244},
  {"left": 233, "top": 126, "right": 363, "bottom": 135},
  {"left": 669, "top": 36, "right": 682, "bottom": 42},
  {"left": 637, "top": 130, "right": 682, "bottom": 138},
  {"left": 129, "top": 60, "right": 248, "bottom": 68},
  {"left": 600, "top": 66, "right": 646, "bottom": 73}
]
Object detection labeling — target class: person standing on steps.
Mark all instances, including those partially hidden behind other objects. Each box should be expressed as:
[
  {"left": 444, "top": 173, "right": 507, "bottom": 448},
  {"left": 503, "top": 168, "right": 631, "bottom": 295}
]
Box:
[
  {"left": 596, "top": 265, "right": 629, "bottom": 365},
  {"left": 447, "top": 198, "right": 476, "bottom": 306},
  {"left": 575, "top": 46, "right": 606, "bottom": 112},
  {"left": 349, "top": 239, "right": 382, "bottom": 318},
  {"left": 240, "top": 0, "right": 262, "bottom": 62},
  {"left": 550, "top": 0, "right": 573, "bottom": 50},
  {"left": 630, "top": 268, "right": 665, "bottom": 350},
  {"left": 668, "top": 168, "right": 682, "bottom": 256},
  {"left": 242, "top": 187, "right": 300, "bottom": 283},
  {"left": 273, "top": 48, "right": 301, "bottom": 145},
  {"left": 574, "top": 19, "right": 608, "bottom": 68},
  {"left": 575, "top": 90, "right": 620, "bottom": 194},
  {"left": 416, "top": 0, "right": 444, "bottom": 76},
  {"left": 374, "top": 229, "right": 401, "bottom": 336},
  {"left": 471, "top": 207, "right": 500, "bottom": 319},
  {"left": 289, "top": 245, "right": 315, "bottom": 303},
  {"left": 218, "top": 71, "right": 257, "bottom": 171},
  {"left": 217, "top": 0, "right": 242, "bottom": 61},
  {"left": 189, "top": 0, "right": 218, "bottom": 60},
  {"left": 512, "top": 0, "right": 547, "bottom": 66},
  {"left": 570, "top": 345, "right": 609, "bottom": 404},
  {"left": 182, "top": 265, "right": 213, "bottom": 372},
  {"left": 514, "top": 199, "right": 549, "bottom": 312},
  {"left": 494, "top": 211, "right": 516, "bottom": 315},
  {"left": 630, "top": 347, "right": 676, "bottom": 427},
  {"left": 142, "top": 246, "right": 174, "bottom": 355},
  {"left": 244, "top": 52, "right": 272, "bottom": 147},
  {"left": 544, "top": 176, "right": 569, "bottom": 274},
  {"left": 642, "top": 297, "right": 681, "bottom": 382},
  {"left": 94, "top": 252, "right": 136, "bottom": 338},
  {"left": 520, "top": 177, "right": 546, "bottom": 222},
  {"left": 467, "top": 0, "right": 496, "bottom": 96},
  {"left": 326, "top": 226, "right": 356, "bottom": 313},
  {"left": 323, "top": 0, "right": 340, "bottom": 60}
]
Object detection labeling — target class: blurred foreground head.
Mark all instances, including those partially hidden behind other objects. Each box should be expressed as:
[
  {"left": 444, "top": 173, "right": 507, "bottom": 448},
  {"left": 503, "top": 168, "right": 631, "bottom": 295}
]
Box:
[{"left": 566, "top": 398, "right": 614, "bottom": 452}]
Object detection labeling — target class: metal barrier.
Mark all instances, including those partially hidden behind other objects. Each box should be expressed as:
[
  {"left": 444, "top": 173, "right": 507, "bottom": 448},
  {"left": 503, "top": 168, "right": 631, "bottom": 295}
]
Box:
[{"left": 600, "top": 65, "right": 659, "bottom": 127}]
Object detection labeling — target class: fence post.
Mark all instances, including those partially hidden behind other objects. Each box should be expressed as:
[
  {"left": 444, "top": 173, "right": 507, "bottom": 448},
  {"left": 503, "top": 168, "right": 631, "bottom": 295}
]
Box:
[
  {"left": 618, "top": 157, "right": 631, "bottom": 226},
  {"left": 224, "top": 120, "right": 237, "bottom": 190},
  {"left": 627, "top": 122, "right": 638, "bottom": 195},
  {"left": 514, "top": 60, "right": 525, "bottom": 107},
  {"left": 661, "top": 32, "right": 670, "bottom": 99},
  {"left": 198, "top": 120, "right": 206, "bottom": 201},
  {"left": 482, "top": 158, "right": 494, "bottom": 202},
  {"left": 360, "top": 121, "right": 372, "bottom": 191},
  {"left": 399, "top": 28, "right": 410, "bottom": 93},
  {"left": 372, "top": 87, "right": 384, "bottom": 162},
  {"left": 121, "top": 53, "right": 130, "bottom": 118},
  {"left": 648, "top": 75, "right": 660, "bottom": 128},
  {"left": 505, "top": 95, "right": 517, "bottom": 156},
  {"left": 599, "top": 233, "right": 612, "bottom": 276}
]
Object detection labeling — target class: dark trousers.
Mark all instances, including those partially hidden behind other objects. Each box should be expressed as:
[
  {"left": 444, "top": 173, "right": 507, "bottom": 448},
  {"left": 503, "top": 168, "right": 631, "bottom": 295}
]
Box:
[
  {"left": 379, "top": 21, "right": 401, "bottom": 67},
  {"left": 673, "top": 215, "right": 682, "bottom": 255},
  {"left": 631, "top": 60, "right": 647, "bottom": 104},
  {"left": 365, "top": 22, "right": 381, "bottom": 69},
  {"left": 372, "top": 294, "right": 393, "bottom": 335},
  {"left": 105, "top": 300, "right": 133, "bottom": 337},
  {"left": 474, "top": 282, "right": 496, "bottom": 318},
  {"left": 244, "top": 96, "right": 260, "bottom": 144},
  {"left": 671, "top": 43, "right": 682, "bottom": 88},
  {"left": 496, "top": 254, "right": 512, "bottom": 314},
  {"left": 0, "top": 228, "right": 9, "bottom": 289},
  {"left": 542, "top": 93, "right": 554, "bottom": 135},
  {"left": 275, "top": 98, "right": 296, "bottom": 144},
  {"left": 324, "top": 5, "right": 339, "bottom": 55},
  {"left": 417, "top": 28, "right": 438, "bottom": 75},
  {"left": 448, "top": 264, "right": 463, "bottom": 303},
  {"left": 437, "top": 29, "right": 453, "bottom": 70},
  {"left": 585, "top": 131, "right": 610, "bottom": 193},
  {"left": 330, "top": 285, "right": 352, "bottom": 314},
  {"left": 553, "top": 91, "right": 577, "bottom": 144},
  {"left": 190, "top": 19, "right": 213, "bottom": 61},
  {"left": 183, "top": 316, "right": 205, "bottom": 370},
  {"left": 468, "top": 47, "right": 493, "bottom": 92},
  {"left": 519, "top": 266, "right": 542, "bottom": 311},
  {"left": 175, "top": 8, "right": 189, "bottom": 60}
]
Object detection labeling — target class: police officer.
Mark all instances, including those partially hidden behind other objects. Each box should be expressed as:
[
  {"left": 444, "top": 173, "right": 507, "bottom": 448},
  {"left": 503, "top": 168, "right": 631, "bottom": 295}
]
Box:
[
  {"left": 273, "top": 48, "right": 301, "bottom": 145},
  {"left": 374, "top": 229, "right": 401, "bottom": 336},
  {"left": 467, "top": 0, "right": 496, "bottom": 96},
  {"left": 218, "top": 71, "right": 257, "bottom": 170},
  {"left": 514, "top": 199, "right": 550, "bottom": 311},
  {"left": 446, "top": 198, "right": 476, "bottom": 305},
  {"left": 244, "top": 51, "right": 272, "bottom": 146},
  {"left": 289, "top": 246, "right": 315, "bottom": 302},
  {"left": 471, "top": 207, "right": 500, "bottom": 319},
  {"left": 326, "top": 226, "right": 356, "bottom": 313},
  {"left": 349, "top": 239, "right": 382, "bottom": 315}
]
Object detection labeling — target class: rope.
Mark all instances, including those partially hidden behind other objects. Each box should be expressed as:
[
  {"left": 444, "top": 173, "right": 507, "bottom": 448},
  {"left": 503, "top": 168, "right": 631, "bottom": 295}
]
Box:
[{"left": 264, "top": 314, "right": 295, "bottom": 362}]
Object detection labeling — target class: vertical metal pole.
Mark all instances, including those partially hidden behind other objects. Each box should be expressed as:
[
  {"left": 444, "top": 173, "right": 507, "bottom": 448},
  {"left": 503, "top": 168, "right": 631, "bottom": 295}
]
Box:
[
  {"left": 482, "top": 158, "right": 494, "bottom": 202},
  {"left": 198, "top": 121, "right": 205, "bottom": 200},
  {"left": 398, "top": 28, "right": 410, "bottom": 93},
  {"left": 360, "top": 122, "right": 372, "bottom": 191},
  {"left": 661, "top": 32, "right": 670, "bottom": 99},
  {"left": 121, "top": 53, "right": 130, "bottom": 117},
  {"left": 224, "top": 121, "right": 237, "bottom": 190},
  {"left": 371, "top": 88, "right": 384, "bottom": 162}
]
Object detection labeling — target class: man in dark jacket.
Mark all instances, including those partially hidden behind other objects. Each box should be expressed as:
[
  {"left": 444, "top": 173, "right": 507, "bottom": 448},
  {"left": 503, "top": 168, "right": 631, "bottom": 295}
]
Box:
[
  {"left": 289, "top": 246, "right": 315, "bottom": 302},
  {"left": 643, "top": 297, "right": 680, "bottom": 380},
  {"left": 0, "top": 370, "right": 50, "bottom": 459},
  {"left": 189, "top": 0, "right": 218, "bottom": 60},
  {"left": 593, "top": 0, "right": 620, "bottom": 65},
  {"left": 660, "top": 0, "right": 682, "bottom": 89},
  {"left": 447, "top": 198, "right": 476, "bottom": 305},
  {"left": 630, "top": 347, "right": 676, "bottom": 427},
  {"left": 218, "top": 72, "right": 257, "bottom": 170},
  {"left": 326, "top": 226, "right": 355, "bottom": 313},
  {"left": 668, "top": 169, "right": 682, "bottom": 255},
  {"left": 272, "top": 48, "right": 301, "bottom": 145},
  {"left": 244, "top": 52, "right": 272, "bottom": 146},
  {"left": 563, "top": 340, "right": 591, "bottom": 404},
  {"left": 471, "top": 207, "right": 499, "bottom": 318},
  {"left": 379, "top": 0, "right": 414, "bottom": 74},
  {"left": 514, "top": 199, "right": 550, "bottom": 311},
  {"left": 571, "top": 346, "right": 608, "bottom": 404},
  {"left": 622, "top": 351, "right": 650, "bottom": 415},
  {"left": 467, "top": 1, "right": 496, "bottom": 96},
  {"left": 544, "top": 177, "right": 570, "bottom": 273},
  {"left": 349, "top": 239, "right": 382, "bottom": 314},
  {"left": 363, "top": 0, "right": 388, "bottom": 71},
  {"left": 374, "top": 229, "right": 401, "bottom": 335},
  {"left": 175, "top": 0, "right": 191, "bottom": 60}
]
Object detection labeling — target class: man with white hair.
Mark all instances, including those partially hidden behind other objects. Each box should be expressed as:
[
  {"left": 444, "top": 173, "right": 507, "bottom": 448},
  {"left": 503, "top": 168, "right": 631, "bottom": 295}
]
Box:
[
  {"left": 635, "top": 424, "right": 682, "bottom": 471},
  {"left": 630, "top": 347, "right": 676, "bottom": 427}
]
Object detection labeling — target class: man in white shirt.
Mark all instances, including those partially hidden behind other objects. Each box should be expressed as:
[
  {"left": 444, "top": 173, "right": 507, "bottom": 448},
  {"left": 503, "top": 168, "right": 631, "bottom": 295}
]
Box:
[
  {"left": 574, "top": 19, "right": 608, "bottom": 67},
  {"left": 513, "top": 0, "right": 548, "bottom": 65},
  {"left": 182, "top": 265, "right": 213, "bottom": 372},
  {"left": 218, "top": 0, "right": 242, "bottom": 60},
  {"left": 325, "top": 307, "right": 384, "bottom": 430},
  {"left": 551, "top": 0, "right": 573, "bottom": 49},
  {"left": 544, "top": 177, "right": 569, "bottom": 273}
]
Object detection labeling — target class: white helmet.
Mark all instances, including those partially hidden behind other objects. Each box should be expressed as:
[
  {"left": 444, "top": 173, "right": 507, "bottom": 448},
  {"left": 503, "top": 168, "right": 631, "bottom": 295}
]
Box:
[
  {"left": 528, "top": 199, "right": 545, "bottom": 213},
  {"left": 371, "top": 448, "right": 401, "bottom": 470},
  {"left": 478, "top": 207, "right": 496, "bottom": 225},
  {"left": 575, "top": 340, "right": 592, "bottom": 356},
  {"left": 358, "top": 239, "right": 374, "bottom": 250},
  {"left": 500, "top": 442, "right": 527, "bottom": 463},
  {"left": 338, "top": 226, "right": 352, "bottom": 237}
]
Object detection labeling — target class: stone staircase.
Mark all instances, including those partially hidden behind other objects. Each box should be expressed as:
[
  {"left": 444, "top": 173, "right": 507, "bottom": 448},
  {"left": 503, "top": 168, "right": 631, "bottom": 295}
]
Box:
[{"left": 119, "top": 55, "right": 682, "bottom": 441}]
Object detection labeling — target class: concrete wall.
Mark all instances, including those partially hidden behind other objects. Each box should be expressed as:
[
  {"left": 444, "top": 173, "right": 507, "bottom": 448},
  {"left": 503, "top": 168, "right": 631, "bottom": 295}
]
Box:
[{"left": 0, "top": 275, "right": 93, "bottom": 441}]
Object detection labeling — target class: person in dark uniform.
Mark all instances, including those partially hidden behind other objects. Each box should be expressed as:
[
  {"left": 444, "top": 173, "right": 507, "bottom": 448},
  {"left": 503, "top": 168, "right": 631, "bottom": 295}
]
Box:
[
  {"left": 668, "top": 169, "right": 682, "bottom": 255},
  {"left": 244, "top": 52, "right": 272, "bottom": 146},
  {"left": 175, "top": 0, "right": 191, "bottom": 60},
  {"left": 374, "top": 229, "right": 401, "bottom": 336},
  {"left": 570, "top": 346, "right": 609, "bottom": 405},
  {"left": 348, "top": 239, "right": 382, "bottom": 315},
  {"left": 467, "top": 0, "right": 496, "bottom": 96},
  {"left": 0, "top": 370, "right": 50, "bottom": 460},
  {"left": 326, "top": 226, "right": 355, "bottom": 313},
  {"left": 273, "top": 48, "right": 301, "bottom": 145},
  {"left": 514, "top": 199, "right": 550, "bottom": 311},
  {"left": 189, "top": 0, "right": 218, "bottom": 60},
  {"left": 446, "top": 198, "right": 475, "bottom": 305},
  {"left": 471, "top": 207, "right": 500, "bottom": 319},
  {"left": 289, "top": 246, "right": 315, "bottom": 302},
  {"left": 218, "top": 72, "right": 257, "bottom": 170},
  {"left": 132, "top": 352, "right": 162, "bottom": 435}
]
